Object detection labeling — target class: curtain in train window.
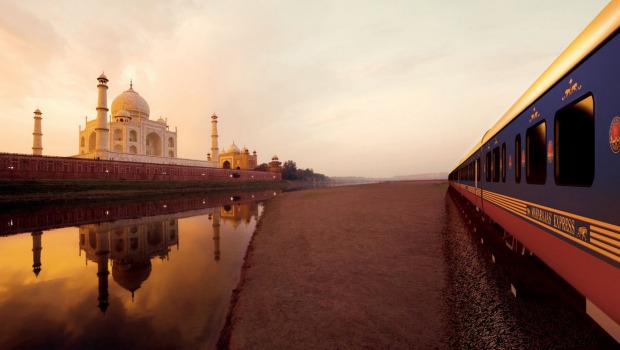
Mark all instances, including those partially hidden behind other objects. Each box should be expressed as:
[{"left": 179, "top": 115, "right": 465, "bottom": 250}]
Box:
[
  {"left": 501, "top": 143, "right": 506, "bottom": 183},
  {"left": 515, "top": 135, "right": 521, "bottom": 184}
]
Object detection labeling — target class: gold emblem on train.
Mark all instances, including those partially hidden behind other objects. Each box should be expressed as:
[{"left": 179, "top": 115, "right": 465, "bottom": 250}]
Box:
[
  {"left": 577, "top": 226, "right": 589, "bottom": 241},
  {"left": 547, "top": 140, "right": 553, "bottom": 163},
  {"left": 530, "top": 107, "right": 540, "bottom": 122},
  {"left": 609, "top": 116, "right": 620, "bottom": 153},
  {"left": 561, "top": 78, "right": 582, "bottom": 101}
]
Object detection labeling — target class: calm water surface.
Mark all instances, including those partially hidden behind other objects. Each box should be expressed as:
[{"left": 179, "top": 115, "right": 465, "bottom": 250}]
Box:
[{"left": 0, "top": 191, "right": 276, "bottom": 349}]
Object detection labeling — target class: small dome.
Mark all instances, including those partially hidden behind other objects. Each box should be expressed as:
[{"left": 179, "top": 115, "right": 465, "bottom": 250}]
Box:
[
  {"left": 241, "top": 146, "right": 249, "bottom": 154},
  {"left": 98, "top": 72, "right": 108, "bottom": 81},
  {"left": 272, "top": 155, "right": 279, "bottom": 161},
  {"left": 157, "top": 116, "right": 166, "bottom": 124},
  {"left": 227, "top": 143, "right": 240, "bottom": 153},
  {"left": 111, "top": 84, "right": 150, "bottom": 120},
  {"left": 34, "top": 108, "right": 42, "bottom": 114},
  {"left": 114, "top": 109, "right": 130, "bottom": 118}
]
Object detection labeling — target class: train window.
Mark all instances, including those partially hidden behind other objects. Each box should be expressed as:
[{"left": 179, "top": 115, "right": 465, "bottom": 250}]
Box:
[
  {"left": 465, "top": 162, "right": 469, "bottom": 181},
  {"left": 485, "top": 152, "right": 491, "bottom": 181},
  {"left": 492, "top": 147, "right": 500, "bottom": 182},
  {"left": 515, "top": 135, "right": 521, "bottom": 184},
  {"left": 526, "top": 121, "right": 547, "bottom": 184},
  {"left": 554, "top": 94, "right": 594, "bottom": 186},
  {"left": 501, "top": 143, "right": 506, "bottom": 183},
  {"left": 476, "top": 158, "right": 481, "bottom": 182}
]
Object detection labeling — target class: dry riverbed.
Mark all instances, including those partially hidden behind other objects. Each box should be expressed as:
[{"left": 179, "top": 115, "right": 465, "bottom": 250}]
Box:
[{"left": 219, "top": 181, "right": 450, "bottom": 349}]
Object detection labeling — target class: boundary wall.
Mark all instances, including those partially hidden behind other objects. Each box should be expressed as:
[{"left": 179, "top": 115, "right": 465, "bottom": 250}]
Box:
[{"left": 0, "top": 153, "right": 281, "bottom": 181}]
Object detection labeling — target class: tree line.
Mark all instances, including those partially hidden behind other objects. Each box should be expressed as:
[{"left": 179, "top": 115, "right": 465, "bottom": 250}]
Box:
[{"left": 255, "top": 160, "right": 327, "bottom": 182}]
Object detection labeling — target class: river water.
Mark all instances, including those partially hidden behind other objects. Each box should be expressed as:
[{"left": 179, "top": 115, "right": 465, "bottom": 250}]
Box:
[{"left": 0, "top": 190, "right": 276, "bottom": 349}]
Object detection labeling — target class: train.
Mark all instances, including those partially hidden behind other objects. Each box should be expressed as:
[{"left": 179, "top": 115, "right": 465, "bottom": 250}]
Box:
[{"left": 449, "top": 1, "right": 620, "bottom": 341}]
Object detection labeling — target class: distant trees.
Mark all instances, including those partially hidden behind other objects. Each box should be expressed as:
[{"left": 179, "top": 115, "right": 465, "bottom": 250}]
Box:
[
  {"left": 254, "top": 163, "right": 269, "bottom": 171},
  {"left": 281, "top": 160, "right": 298, "bottom": 180},
  {"left": 281, "top": 160, "right": 327, "bottom": 182},
  {"left": 254, "top": 159, "right": 327, "bottom": 182}
]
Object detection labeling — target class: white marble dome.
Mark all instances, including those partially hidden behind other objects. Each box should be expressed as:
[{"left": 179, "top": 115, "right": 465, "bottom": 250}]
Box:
[{"left": 111, "top": 85, "right": 150, "bottom": 120}]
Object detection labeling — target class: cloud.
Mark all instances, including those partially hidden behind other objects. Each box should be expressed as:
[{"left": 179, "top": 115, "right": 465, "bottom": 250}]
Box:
[{"left": 0, "top": 2, "right": 67, "bottom": 102}]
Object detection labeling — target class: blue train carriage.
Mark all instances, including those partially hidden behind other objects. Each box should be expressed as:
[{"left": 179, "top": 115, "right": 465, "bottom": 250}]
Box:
[{"left": 450, "top": 1, "right": 620, "bottom": 340}]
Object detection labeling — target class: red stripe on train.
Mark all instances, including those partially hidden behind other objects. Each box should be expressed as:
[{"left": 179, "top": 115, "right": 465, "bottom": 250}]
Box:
[{"left": 482, "top": 198, "right": 620, "bottom": 325}]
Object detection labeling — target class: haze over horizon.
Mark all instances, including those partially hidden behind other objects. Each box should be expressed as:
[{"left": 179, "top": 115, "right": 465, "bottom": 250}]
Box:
[{"left": 0, "top": 0, "right": 609, "bottom": 178}]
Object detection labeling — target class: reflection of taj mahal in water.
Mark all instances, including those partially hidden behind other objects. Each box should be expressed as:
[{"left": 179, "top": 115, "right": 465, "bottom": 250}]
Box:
[
  {"left": 27, "top": 202, "right": 261, "bottom": 313},
  {"left": 79, "top": 216, "right": 180, "bottom": 312}
]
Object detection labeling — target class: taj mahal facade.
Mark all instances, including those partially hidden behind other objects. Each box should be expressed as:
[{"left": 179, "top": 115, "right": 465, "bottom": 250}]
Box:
[
  {"left": 75, "top": 73, "right": 217, "bottom": 168},
  {"left": 79, "top": 79, "right": 179, "bottom": 159}
]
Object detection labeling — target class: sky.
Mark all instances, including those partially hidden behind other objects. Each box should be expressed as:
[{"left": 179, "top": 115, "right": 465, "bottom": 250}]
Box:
[{"left": 0, "top": 0, "right": 611, "bottom": 178}]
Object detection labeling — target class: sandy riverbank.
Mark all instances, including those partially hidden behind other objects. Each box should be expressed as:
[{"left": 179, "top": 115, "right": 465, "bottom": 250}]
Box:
[{"left": 219, "top": 181, "right": 450, "bottom": 349}]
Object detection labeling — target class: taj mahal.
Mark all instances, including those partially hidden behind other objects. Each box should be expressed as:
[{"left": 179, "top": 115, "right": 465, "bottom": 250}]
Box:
[
  {"left": 13, "top": 72, "right": 283, "bottom": 181},
  {"left": 78, "top": 75, "right": 180, "bottom": 160},
  {"left": 69, "top": 72, "right": 279, "bottom": 171}
]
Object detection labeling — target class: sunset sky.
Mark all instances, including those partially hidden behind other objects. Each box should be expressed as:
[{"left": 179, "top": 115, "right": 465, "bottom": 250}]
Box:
[{"left": 0, "top": 1, "right": 610, "bottom": 178}]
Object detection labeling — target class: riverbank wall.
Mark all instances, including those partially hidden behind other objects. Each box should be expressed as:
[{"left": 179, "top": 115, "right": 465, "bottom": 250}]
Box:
[{"left": 0, "top": 153, "right": 281, "bottom": 181}]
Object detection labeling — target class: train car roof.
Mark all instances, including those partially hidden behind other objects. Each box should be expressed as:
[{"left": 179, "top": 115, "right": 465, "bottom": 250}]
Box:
[{"left": 454, "top": 1, "right": 620, "bottom": 170}]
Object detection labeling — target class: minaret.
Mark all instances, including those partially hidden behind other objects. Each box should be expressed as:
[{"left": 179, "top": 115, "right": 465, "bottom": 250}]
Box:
[
  {"left": 95, "top": 73, "right": 109, "bottom": 158},
  {"left": 211, "top": 113, "right": 219, "bottom": 162},
  {"left": 32, "top": 231, "right": 42, "bottom": 277},
  {"left": 95, "top": 226, "right": 110, "bottom": 313},
  {"left": 32, "top": 109, "right": 43, "bottom": 156},
  {"left": 213, "top": 211, "right": 221, "bottom": 261}
]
